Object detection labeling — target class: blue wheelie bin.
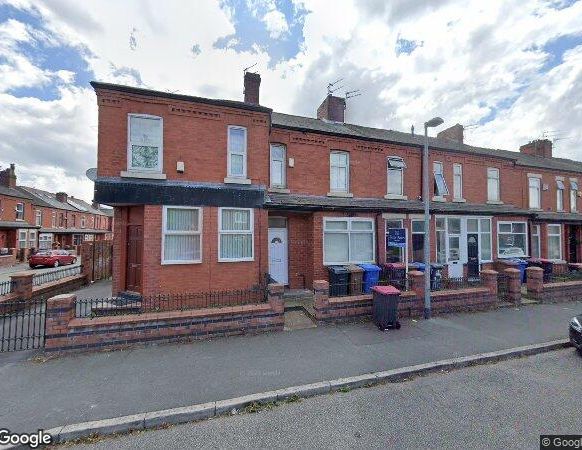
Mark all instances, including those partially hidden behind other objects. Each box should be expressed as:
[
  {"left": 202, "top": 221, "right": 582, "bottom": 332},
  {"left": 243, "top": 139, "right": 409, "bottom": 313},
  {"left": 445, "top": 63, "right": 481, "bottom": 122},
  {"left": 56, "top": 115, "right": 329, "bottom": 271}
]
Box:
[
  {"left": 358, "top": 263, "right": 381, "bottom": 293},
  {"left": 508, "top": 258, "right": 528, "bottom": 283}
]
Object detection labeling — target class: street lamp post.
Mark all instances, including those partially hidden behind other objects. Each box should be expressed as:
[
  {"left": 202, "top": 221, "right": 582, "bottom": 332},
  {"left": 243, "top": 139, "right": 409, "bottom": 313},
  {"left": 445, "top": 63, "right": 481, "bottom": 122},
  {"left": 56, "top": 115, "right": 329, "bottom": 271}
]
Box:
[{"left": 423, "top": 117, "right": 444, "bottom": 319}]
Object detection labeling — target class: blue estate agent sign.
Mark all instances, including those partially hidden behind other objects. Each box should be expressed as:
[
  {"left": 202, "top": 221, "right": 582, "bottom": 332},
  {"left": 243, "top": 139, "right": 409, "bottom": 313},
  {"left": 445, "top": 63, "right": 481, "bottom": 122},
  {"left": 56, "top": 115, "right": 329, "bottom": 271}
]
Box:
[{"left": 387, "top": 228, "right": 406, "bottom": 248}]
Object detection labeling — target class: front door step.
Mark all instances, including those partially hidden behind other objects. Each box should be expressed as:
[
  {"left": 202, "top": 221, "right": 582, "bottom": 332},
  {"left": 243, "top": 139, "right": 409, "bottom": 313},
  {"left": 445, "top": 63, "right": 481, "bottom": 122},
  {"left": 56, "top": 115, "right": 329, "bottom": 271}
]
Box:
[{"left": 284, "top": 309, "right": 317, "bottom": 331}]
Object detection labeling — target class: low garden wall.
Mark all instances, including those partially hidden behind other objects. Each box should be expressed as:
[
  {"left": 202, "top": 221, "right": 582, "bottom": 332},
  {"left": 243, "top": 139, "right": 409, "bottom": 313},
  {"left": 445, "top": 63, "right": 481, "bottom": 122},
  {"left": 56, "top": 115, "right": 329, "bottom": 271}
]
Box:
[
  {"left": 44, "top": 284, "right": 285, "bottom": 353},
  {"left": 313, "top": 269, "right": 500, "bottom": 323},
  {"left": 526, "top": 266, "right": 582, "bottom": 303}
]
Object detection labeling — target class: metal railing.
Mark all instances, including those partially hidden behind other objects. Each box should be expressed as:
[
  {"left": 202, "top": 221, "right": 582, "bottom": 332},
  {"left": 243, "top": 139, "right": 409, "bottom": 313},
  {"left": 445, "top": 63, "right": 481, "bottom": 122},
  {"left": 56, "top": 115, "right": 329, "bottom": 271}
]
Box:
[
  {"left": 0, "top": 298, "right": 46, "bottom": 352},
  {"left": 0, "top": 280, "right": 14, "bottom": 296},
  {"left": 76, "top": 285, "right": 269, "bottom": 318},
  {"left": 545, "top": 271, "right": 582, "bottom": 284},
  {"left": 32, "top": 265, "right": 82, "bottom": 287}
]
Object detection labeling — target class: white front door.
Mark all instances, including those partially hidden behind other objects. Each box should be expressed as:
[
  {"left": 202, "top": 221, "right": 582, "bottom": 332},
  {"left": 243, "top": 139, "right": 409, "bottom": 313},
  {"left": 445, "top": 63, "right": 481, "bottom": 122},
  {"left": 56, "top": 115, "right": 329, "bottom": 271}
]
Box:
[{"left": 268, "top": 228, "right": 288, "bottom": 284}]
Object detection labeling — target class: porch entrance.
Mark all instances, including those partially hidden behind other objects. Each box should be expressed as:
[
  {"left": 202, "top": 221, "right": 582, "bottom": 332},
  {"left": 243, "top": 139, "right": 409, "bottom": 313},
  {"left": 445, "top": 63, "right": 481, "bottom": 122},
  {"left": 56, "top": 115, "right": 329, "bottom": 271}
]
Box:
[{"left": 126, "top": 225, "right": 143, "bottom": 293}]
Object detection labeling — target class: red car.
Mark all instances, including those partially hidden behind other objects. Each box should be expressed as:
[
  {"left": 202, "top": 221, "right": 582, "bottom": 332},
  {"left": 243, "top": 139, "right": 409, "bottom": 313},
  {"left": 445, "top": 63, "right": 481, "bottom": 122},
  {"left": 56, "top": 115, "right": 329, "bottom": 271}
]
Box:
[{"left": 29, "top": 250, "right": 77, "bottom": 268}]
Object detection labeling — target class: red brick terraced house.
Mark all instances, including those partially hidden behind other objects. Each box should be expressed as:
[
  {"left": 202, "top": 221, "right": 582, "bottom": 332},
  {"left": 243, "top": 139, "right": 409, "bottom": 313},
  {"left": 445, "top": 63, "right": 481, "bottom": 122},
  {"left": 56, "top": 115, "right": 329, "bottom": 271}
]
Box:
[
  {"left": 90, "top": 74, "right": 582, "bottom": 297},
  {"left": 0, "top": 164, "right": 113, "bottom": 263}
]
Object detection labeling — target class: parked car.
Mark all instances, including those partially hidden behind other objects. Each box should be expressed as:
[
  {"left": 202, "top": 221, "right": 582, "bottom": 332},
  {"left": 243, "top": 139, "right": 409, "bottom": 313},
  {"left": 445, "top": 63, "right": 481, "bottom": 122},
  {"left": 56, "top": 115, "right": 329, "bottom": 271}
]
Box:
[
  {"left": 570, "top": 314, "right": 582, "bottom": 355},
  {"left": 29, "top": 250, "right": 77, "bottom": 268}
]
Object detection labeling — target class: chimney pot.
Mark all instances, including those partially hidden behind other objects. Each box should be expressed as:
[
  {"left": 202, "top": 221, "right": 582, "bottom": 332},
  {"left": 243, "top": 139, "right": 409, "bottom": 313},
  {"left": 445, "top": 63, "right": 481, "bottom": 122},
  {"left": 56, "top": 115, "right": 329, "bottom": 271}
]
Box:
[
  {"left": 317, "top": 95, "right": 346, "bottom": 123},
  {"left": 0, "top": 163, "right": 17, "bottom": 188},
  {"left": 244, "top": 71, "right": 261, "bottom": 105}
]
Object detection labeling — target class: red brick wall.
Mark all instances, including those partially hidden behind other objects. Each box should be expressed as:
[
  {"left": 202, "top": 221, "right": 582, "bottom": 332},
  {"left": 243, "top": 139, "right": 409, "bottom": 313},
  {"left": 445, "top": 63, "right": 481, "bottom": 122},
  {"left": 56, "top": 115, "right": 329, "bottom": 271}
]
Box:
[{"left": 94, "top": 88, "right": 271, "bottom": 184}]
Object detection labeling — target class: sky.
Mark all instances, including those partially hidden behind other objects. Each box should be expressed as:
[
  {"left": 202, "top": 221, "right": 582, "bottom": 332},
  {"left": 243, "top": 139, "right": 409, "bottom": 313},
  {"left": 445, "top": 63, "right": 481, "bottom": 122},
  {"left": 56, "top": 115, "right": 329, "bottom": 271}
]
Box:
[{"left": 0, "top": 0, "right": 581, "bottom": 201}]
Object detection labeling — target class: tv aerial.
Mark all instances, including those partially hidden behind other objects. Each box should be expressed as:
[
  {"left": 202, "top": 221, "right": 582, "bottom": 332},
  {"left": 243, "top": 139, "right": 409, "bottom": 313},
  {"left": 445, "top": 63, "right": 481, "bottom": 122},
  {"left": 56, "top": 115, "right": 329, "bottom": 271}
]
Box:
[
  {"left": 345, "top": 89, "right": 361, "bottom": 99},
  {"left": 244, "top": 62, "right": 258, "bottom": 73},
  {"left": 327, "top": 78, "right": 344, "bottom": 95}
]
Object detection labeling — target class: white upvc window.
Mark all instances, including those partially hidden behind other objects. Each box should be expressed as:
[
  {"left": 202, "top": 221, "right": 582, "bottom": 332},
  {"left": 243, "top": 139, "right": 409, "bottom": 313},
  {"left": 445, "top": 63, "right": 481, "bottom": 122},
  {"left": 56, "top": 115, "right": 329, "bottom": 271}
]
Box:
[
  {"left": 15, "top": 202, "right": 24, "bottom": 220},
  {"left": 528, "top": 176, "right": 541, "bottom": 209},
  {"left": 127, "top": 114, "right": 163, "bottom": 173},
  {"left": 18, "top": 230, "right": 27, "bottom": 249},
  {"left": 433, "top": 162, "right": 449, "bottom": 197},
  {"left": 35, "top": 210, "right": 42, "bottom": 226},
  {"left": 570, "top": 180, "right": 578, "bottom": 213},
  {"left": 453, "top": 163, "right": 463, "bottom": 200},
  {"left": 387, "top": 156, "right": 406, "bottom": 196},
  {"left": 531, "top": 224, "right": 541, "bottom": 258},
  {"left": 497, "top": 221, "right": 528, "bottom": 258},
  {"left": 270, "top": 144, "right": 286, "bottom": 188},
  {"left": 51, "top": 211, "right": 56, "bottom": 228},
  {"left": 162, "top": 206, "right": 202, "bottom": 264},
  {"left": 556, "top": 180, "right": 565, "bottom": 211},
  {"left": 323, "top": 218, "right": 375, "bottom": 265},
  {"left": 330, "top": 151, "right": 349, "bottom": 193},
  {"left": 39, "top": 233, "right": 53, "bottom": 250},
  {"left": 227, "top": 126, "right": 248, "bottom": 178},
  {"left": 219, "top": 208, "right": 254, "bottom": 262},
  {"left": 81, "top": 216, "right": 86, "bottom": 228},
  {"left": 547, "top": 224, "right": 562, "bottom": 260},
  {"left": 28, "top": 230, "right": 36, "bottom": 248},
  {"left": 487, "top": 168, "right": 500, "bottom": 202}
]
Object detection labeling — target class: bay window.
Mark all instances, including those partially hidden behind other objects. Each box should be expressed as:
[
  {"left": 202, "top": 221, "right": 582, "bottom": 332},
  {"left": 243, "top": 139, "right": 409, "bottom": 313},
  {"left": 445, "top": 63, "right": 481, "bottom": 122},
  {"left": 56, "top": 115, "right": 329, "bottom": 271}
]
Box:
[
  {"left": 547, "top": 224, "right": 562, "bottom": 260},
  {"left": 39, "top": 233, "right": 53, "bottom": 250},
  {"left": 487, "top": 168, "right": 500, "bottom": 202},
  {"left": 528, "top": 177, "right": 541, "bottom": 209},
  {"left": 128, "top": 114, "right": 163, "bottom": 172},
  {"left": 531, "top": 224, "right": 541, "bottom": 258},
  {"left": 324, "top": 218, "right": 374, "bottom": 265},
  {"left": 329, "top": 151, "right": 349, "bottom": 193},
  {"left": 387, "top": 157, "right": 406, "bottom": 196},
  {"left": 556, "top": 180, "right": 564, "bottom": 211},
  {"left": 498, "top": 222, "right": 527, "bottom": 257},
  {"left": 18, "top": 230, "right": 27, "bottom": 249},
  {"left": 385, "top": 219, "right": 404, "bottom": 263},
  {"left": 219, "top": 208, "right": 253, "bottom": 261},
  {"left": 28, "top": 230, "right": 36, "bottom": 248},
  {"left": 270, "top": 144, "right": 286, "bottom": 188},
  {"left": 227, "top": 126, "right": 247, "bottom": 178},
  {"left": 162, "top": 206, "right": 202, "bottom": 264}
]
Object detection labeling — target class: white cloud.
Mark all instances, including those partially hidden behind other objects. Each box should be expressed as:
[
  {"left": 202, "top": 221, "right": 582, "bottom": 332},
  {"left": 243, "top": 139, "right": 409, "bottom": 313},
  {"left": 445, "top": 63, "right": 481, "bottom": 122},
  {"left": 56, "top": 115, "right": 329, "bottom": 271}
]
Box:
[
  {"left": 263, "top": 9, "right": 289, "bottom": 39},
  {"left": 1, "top": 0, "right": 582, "bottom": 203}
]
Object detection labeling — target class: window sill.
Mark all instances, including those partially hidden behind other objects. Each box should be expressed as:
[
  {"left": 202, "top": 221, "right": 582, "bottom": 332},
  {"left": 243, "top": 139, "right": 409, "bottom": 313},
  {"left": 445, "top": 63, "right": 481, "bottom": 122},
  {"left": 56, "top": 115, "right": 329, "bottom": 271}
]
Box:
[
  {"left": 268, "top": 187, "right": 290, "bottom": 194},
  {"left": 224, "top": 177, "right": 251, "bottom": 185},
  {"left": 161, "top": 260, "right": 202, "bottom": 265},
  {"left": 528, "top": 208, "right": 543, "bottom": 211},
  {"left": 384, "top": 194, "right": 408, "bottom": 200},
  {"left": 218, "top": 258, "right": 254, "bottom": 263},
  {"left": 432, "top": 196, "right": 447, "bottom": 202},
  {"left": 327, "top": 192, "right": 353, "bottom": 198},
  {"left": 120, "top": 171, "right": 166, "bottom": 180},
  {"left": 486, "top": 200, "right": 504, "bottom": 205},
  {"left": 452, "top": 198, "right": 466, "bottom": 203}
]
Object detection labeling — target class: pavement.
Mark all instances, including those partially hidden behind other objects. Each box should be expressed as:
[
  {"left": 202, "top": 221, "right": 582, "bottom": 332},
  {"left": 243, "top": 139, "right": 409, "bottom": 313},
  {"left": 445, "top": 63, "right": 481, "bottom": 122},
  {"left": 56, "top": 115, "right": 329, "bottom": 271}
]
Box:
[
  {"left": 67, "top": 349, "right": 582, "bottom": 449},
  {"left": 0, "top": 299, "right": 580, "bottom": 435}
]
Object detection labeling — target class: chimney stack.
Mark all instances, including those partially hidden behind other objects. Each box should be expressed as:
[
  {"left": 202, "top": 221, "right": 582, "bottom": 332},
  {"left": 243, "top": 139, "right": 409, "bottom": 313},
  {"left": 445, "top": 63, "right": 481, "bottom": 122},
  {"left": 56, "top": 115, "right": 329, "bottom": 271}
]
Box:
[
  {"left": 317, "top": 95, "right": 346, "bottom": 123},
  {"left": 519, "top": 139, "right": 552, "bottom": 158},
  {"left": 436, "top": 124, "right": 464, "bottom": 144},
  {"left": 56, "top": 192, "right": 68, "bottom": 203},
  {"left": 243, "top": 72, "right": 261, "bottom": 105},
  {"left": 0, "top": 163, "right": 17, "bottom": 189}
]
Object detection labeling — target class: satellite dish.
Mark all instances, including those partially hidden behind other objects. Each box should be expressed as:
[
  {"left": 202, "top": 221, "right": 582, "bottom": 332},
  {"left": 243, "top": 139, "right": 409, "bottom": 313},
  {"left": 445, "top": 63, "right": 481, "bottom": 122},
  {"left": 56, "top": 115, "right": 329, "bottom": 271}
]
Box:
[{"left": 86, "top": 168, "right": 97, "bottom": 181}]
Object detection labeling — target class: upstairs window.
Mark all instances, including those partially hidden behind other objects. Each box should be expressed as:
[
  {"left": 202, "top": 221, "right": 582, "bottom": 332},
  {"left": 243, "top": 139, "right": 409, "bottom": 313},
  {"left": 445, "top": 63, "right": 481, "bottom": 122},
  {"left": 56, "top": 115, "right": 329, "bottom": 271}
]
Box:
[
  {"left": 387, "top": 156, "right": 406, "bottom": 196},
  {"left": 453, "top": 163, "right": 463, "bottom": 200},
  {"left": 556, "top": 180, "right": 565, "bottom": 211},
  {"left": 128, "top": 114, "right": 163, "bottom": 173},
  {"left": 330, "top": 151, "right": 349, "bottom": 193},
  {"left": 571, "top": 180, "right": 578, "bottom": 213},
  {"left": 81, "top": 216, "right": 86, "bottom": 228},
  {"left": 15, "top": 203, "right": 24, "bottom": 220},
  {"left": 528, "top": 177, "right": 541, "bottom": 209},
  {"left": 433, "top": 162, "right": 449, "bottom": 197},
  {"left": 270, "top": 144, "right": 286, "bottom": 188},
  {"left": 227, "top": 126, "right": 247, "bottom": 178},
  {"left": 35, "top": 210, "right": 42, "bottom": 226},
  {"left": 51, "top": 211, "right": 56, "bottom": 228},
  {"left": 487, "top": 168, "right": 500, "bottom": 202}
]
